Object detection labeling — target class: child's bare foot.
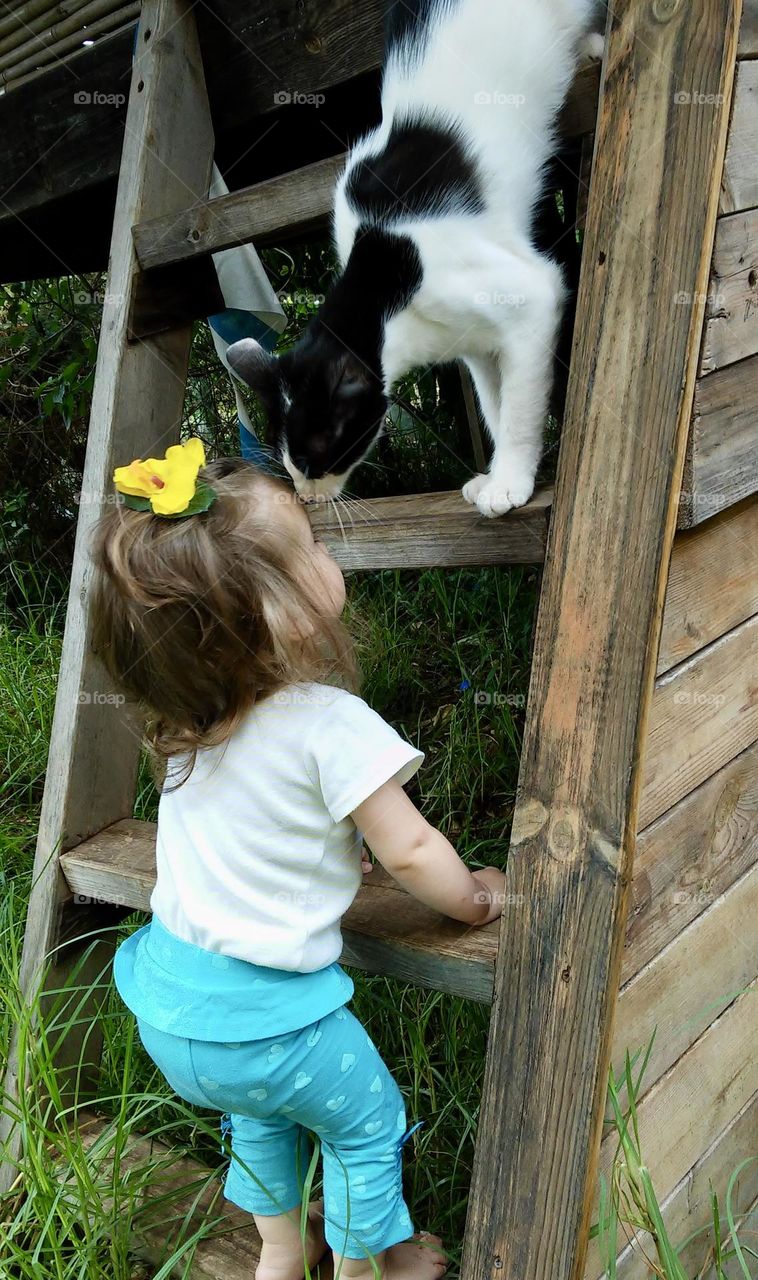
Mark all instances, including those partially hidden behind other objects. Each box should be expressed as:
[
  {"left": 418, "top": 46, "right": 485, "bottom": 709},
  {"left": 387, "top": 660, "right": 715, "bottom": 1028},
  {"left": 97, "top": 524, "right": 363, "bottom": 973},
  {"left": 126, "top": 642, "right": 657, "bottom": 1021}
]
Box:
[
  {"left": 256, "top": 1198, "right": 328, "bottom": 1280},
  {"left": 335, "top": 1232, "right": 447, "bottom": 1279},
  {"left": 384, "top": 1233, "right": 448, "bottom": 1278}
]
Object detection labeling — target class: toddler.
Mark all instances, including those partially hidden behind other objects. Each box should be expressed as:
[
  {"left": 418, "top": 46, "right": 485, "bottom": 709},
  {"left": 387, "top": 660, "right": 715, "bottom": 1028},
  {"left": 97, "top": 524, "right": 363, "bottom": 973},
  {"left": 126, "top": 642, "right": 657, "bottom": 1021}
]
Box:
[{"left": 92, "top": 443, "right": 506, "bottom": 1280}]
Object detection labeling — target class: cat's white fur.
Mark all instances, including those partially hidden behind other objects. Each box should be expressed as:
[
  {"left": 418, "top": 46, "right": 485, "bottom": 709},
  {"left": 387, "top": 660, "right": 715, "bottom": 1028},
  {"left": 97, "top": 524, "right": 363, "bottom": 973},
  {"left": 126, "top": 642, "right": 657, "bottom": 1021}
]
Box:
[{"left": 331, "top": 0, "right": 599, "bottom": 516}]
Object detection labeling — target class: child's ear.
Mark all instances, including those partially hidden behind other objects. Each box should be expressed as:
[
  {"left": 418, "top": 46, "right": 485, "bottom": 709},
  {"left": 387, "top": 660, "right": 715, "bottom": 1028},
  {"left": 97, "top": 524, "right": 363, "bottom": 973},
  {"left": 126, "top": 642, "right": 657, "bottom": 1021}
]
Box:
[{"left": 227, "top": 338, "right": 279, "bottom": 398}]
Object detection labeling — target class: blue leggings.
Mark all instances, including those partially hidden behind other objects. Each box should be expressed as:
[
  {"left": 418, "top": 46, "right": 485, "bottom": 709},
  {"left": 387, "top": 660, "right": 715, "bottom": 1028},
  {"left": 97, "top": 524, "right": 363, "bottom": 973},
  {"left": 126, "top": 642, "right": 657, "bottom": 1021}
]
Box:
[{"left": 136, "top": 1004, "right": 417, "bottom": 1260}]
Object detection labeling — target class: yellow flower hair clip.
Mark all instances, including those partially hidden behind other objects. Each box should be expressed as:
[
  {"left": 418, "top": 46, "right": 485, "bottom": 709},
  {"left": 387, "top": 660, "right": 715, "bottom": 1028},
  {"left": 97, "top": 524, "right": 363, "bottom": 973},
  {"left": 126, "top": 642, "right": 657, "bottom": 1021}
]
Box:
[{"left": 113, "top": 437, "right": 217, "bottom": 517}]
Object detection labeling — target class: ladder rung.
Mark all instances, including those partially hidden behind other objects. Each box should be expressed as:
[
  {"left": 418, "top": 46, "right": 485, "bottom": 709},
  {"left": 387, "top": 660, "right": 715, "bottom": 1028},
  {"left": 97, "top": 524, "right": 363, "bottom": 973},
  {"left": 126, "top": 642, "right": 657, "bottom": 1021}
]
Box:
[
  {"left": 307, "top": 487, "right": 552, "bottom": 571},
  {"left": 76, "top": 1110, "right": 265, "bottom": 1278},
  {"left": 60, "top": 820, "right": 499, "bottom": 1004},
  {"left": 133, "top": 154, "right": 346, "bottom": 272},
  {"left": 132, "top": 65, "right": 600, "bottom": 274}
]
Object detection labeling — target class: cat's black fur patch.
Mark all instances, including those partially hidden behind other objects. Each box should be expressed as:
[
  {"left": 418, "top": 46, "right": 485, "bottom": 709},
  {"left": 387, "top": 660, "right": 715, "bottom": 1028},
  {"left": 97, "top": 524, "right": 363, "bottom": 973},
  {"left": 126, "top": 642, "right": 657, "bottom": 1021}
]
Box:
[
  {"left": 317, "top": 224, "right": 423, "bottom": 348},
  {"left": 345, "top": 116, "right": 484, "bottom": 222},
  {"left": 384, "top": 0, "right": 462, "bottom": 58},
  {"left": 264, "top": 228, "right": 423, "bottom": 479}
]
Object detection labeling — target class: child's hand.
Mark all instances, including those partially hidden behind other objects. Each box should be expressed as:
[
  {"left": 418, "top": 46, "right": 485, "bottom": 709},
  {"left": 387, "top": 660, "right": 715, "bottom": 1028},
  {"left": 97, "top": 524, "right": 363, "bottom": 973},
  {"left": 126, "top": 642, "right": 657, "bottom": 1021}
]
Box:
[
  {"left": 361, "top": 845, "right": 373, "bottom": 875},
  {"left": 470, "top": 867, "right": 508, "bottom": 925}
]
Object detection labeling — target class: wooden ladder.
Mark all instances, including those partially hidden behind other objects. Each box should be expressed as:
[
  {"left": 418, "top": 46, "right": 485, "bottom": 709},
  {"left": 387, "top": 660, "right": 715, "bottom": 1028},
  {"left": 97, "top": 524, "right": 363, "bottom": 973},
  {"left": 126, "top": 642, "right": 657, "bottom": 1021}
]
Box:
[{"left": 0, "top": 0, "right": 745, "bottom": 1276}]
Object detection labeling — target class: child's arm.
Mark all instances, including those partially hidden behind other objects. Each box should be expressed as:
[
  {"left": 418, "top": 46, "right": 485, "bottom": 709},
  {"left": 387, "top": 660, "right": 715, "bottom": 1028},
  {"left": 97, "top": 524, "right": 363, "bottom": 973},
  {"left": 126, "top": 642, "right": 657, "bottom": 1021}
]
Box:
[{"left": 351, "top": 777, "right": 506, "bottom": 925}]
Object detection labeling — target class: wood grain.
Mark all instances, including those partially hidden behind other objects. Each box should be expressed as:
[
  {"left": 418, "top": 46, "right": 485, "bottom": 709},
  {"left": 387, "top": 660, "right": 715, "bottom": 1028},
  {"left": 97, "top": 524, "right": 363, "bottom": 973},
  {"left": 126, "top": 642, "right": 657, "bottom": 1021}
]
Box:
[
  {"left": 640, "top": 614, "right": 758, "bottom": 829},
  {"left": 658, "top": 497, "right": 758, "bottom": 672},
  {"left": 75, "top": 1110, "right": 332, "bottom": 1278},
  {"left": 700, "top": 208, "right": 758, "bottom": 373},
  {"left": 626, "top": 740, "right": 758, "bottom": 983},
  {"left": 306, "top": 487, "right": 552, "bottom": 571},
  {"left": 680, "top": 355, "right": 758, "bottom": 527},
  {"left": 741, "top": 0, "right": 758, "bottom": 51},
  {"left": 76, "top": 1105, "right": 290, "bottom": 1274},
  {"left": 611, "top": 1094, "right": 758, "bottom": 1280},
  {"left": 586, "top": 1095, "right": 758, "bottom": 1279},
  {"left": 60, "top": 820, "right": 502, "bottom": 1003},
  {"left": 460, "top": 1, "right": 742, "bottom": 1276},
  {"left": 721, "top": 60, "right": 758, "bottom": 214},
  {"left": 133, "top": 154, "right": 347, "bottom": 271},
  {"left": 584, "top": 982, "right": 758, "bottom": 1279},
  {"left": 614, "top": 862, "right": 758, "bottom": 1098},
  {"left": 0, "top": 0, "right": 214, "bottom": 1197}
]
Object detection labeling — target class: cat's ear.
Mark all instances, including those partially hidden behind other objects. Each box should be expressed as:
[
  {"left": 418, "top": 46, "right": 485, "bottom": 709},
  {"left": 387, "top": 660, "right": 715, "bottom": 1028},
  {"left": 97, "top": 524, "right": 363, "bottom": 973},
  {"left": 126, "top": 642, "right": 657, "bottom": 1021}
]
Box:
[
  {"left": 227, "top": 338, "right": 279, "bottom": 397},
  {"left": 330, "top": 352, "right": 375, "bottom": 399}
]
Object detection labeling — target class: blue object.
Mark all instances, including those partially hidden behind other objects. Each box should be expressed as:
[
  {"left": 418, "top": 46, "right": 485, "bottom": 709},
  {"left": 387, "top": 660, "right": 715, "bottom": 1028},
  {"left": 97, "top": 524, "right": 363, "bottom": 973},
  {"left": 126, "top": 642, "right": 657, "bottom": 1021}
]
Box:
[
  {"left": 113, "top": 914, "right": 355, "bottom": 1041},
  {"left": 134, "top": 1002, "right": 420, "bottom": 1260},
  {"left": 207, "top": 310, "right": 279, "bottom": 468}
]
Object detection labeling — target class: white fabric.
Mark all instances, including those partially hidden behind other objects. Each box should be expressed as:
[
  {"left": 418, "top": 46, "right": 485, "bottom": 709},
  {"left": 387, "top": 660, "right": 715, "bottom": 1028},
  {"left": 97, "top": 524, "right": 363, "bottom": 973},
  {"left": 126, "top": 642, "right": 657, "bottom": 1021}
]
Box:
[
  {"left": 149, "top": 684, "right": 424, "bottom": 972},
  {"left": 206, "top": 164, "right": 287, "bottom": 441},
  {"left": 208, "top": 163, "right": 287, "bottom": 336}
]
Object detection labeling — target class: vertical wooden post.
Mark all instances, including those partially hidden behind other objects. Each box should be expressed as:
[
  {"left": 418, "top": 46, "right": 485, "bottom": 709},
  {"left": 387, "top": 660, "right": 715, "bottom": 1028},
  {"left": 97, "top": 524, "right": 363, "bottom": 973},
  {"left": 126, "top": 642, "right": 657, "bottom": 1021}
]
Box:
[
  {"left": 0, "top": 0, "right": 214, "bottom": 1194},
  {"left": 461, "top": 0, "right": 742, "bottom": 1276}
]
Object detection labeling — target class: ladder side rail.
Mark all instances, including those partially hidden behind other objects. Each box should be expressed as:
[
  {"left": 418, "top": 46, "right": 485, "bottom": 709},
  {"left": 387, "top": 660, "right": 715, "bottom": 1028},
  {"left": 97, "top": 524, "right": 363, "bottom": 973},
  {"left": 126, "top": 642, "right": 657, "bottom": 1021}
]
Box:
[
  {"left": 461, "top": 0, "right": 743, "bottom": 1276},
  {"left": 0, "top": 0, "right": 214, "bottom": 1194}
]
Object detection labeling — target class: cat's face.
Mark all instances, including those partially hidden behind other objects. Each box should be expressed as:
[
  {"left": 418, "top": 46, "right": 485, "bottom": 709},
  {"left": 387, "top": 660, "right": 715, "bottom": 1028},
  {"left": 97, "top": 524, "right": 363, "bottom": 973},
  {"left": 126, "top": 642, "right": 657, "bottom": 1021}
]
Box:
[{"left": 227, "top": 338, "right": 387, "bottom": 500}]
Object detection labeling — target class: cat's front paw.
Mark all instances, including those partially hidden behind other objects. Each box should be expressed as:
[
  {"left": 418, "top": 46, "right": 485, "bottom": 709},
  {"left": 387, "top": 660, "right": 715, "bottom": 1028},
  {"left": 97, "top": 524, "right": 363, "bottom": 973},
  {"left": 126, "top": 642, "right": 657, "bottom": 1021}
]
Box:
[
  {"left": 462, "top": 473, "right": 490, "bottom": 506},
  {"left": 580, "top": 32, "right": 605, "bottom": 61},
  {"left": 462, "top": 472, "right": 535, "bottom": 518}
]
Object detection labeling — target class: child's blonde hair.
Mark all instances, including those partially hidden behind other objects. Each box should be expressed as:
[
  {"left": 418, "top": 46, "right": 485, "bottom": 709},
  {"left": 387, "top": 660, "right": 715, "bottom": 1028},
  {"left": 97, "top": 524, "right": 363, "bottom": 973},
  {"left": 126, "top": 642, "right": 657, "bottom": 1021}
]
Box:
[{"left": 91, "top": 458, "right": 357, "bottom": 773}]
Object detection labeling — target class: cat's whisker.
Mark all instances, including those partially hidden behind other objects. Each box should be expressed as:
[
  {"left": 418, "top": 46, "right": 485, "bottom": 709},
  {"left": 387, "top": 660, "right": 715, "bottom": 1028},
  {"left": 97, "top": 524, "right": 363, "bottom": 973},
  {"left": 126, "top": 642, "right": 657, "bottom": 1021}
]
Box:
[
  {"left": 328, "top": 495, "right": 348, "bottom": 543},
  {"left": 359, "top": 457, "right": 392, "bottom": 475},
  {"left": 341, "top": 492, "right": 381, "bottom": 526},
  {"left": 332, "top": 494, "right": 356, "bottom": 532}
]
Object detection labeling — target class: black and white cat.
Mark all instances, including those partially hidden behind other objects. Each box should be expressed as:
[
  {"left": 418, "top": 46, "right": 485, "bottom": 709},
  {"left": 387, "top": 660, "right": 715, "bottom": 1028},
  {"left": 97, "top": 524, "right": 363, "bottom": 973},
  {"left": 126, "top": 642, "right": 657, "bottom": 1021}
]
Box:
[{"left": 228, "top": 0, "right": 603, "bottom": 517}]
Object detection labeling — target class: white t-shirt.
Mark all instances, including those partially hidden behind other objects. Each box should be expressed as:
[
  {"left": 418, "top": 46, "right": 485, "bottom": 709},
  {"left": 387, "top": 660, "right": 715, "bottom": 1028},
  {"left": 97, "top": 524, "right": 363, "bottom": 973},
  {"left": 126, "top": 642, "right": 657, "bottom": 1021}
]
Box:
[{"left": 149, "top": 683, "right": 424, "bottom": 972}]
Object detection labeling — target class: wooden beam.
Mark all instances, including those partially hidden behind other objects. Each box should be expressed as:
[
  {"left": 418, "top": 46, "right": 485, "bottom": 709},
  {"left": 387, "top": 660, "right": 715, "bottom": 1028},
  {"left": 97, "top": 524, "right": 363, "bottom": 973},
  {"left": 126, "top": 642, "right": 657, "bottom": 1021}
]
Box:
[
  {"left": 584, "top": 981, "right": 758, "bottom": 1278},
  {"left": 741, "top": 0, "right": 758, "bottom": 51},
  {"left": 306, "top": 487, "right": 552, "bottom": 571},
  {"left": 608, "top": 1094, "right": 758, "bottom": 1280},
  {"left": 641, "top": 614, "right": 758, "bottom": 829},
  {"left": 721, "top": 60, "right": 758, "bottom": 214},
  {"left": 0, "top": 0, "right": 214, "bottom": 1197},
  {"left": 626, "top": 740, "right": 758, "bottom": 983},
  {"left": 460, "top": 1, "right": 742, "bottom": 1276},
  {"left": 73, "top": 1109, "right": 338, "bottom": 1278},
  {"left": 680, "top": 355, "right": 758, "bottom": 527},
  {"left": 658, "top": 496, "right": 758, "bottom": 672},
  {"left": 700, "top": 208, "right": 758, "bottom": 374},
  {"left": 613, "top": 862, "right": 758, "bottom": 1099},
  {"left": 133, "top": 154, "right": 346, "bottom": 271}
]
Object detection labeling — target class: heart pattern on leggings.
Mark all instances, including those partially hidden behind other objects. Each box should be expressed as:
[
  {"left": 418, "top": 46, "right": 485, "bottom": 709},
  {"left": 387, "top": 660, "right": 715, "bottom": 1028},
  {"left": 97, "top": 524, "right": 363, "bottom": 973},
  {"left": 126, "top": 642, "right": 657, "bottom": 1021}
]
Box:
[
  {"left": 340, "top": 1053, "right": 356, "bottom": 1073},
  {"left": 246, "top": 1087, "right": 268, "bottom": 1101},
  {"left": 294, "top": 1072, "right": 312, "bottom": 1090},
  {"left": 326, "top": 1095, "right": 346, "bottom": 1111}
]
